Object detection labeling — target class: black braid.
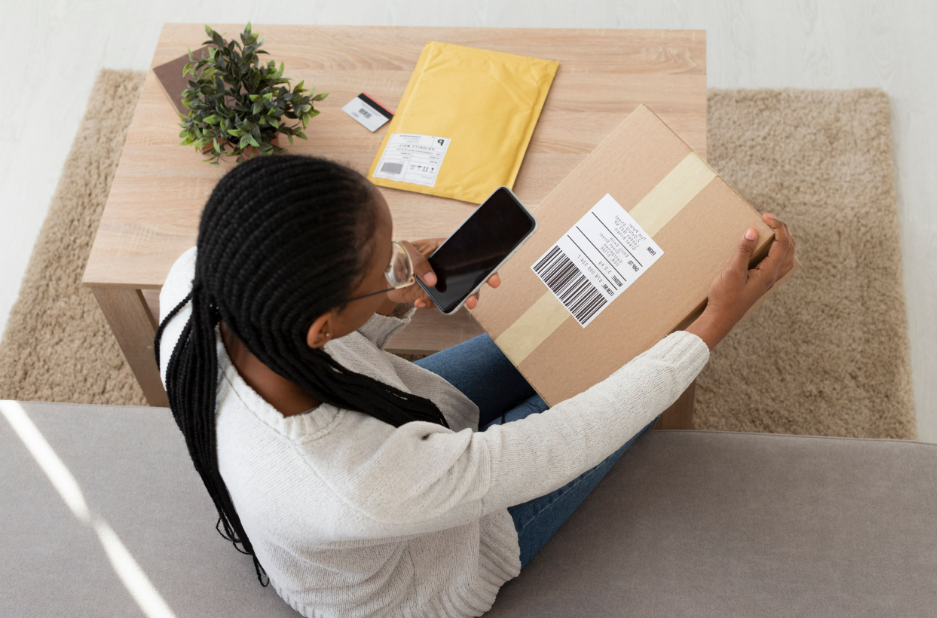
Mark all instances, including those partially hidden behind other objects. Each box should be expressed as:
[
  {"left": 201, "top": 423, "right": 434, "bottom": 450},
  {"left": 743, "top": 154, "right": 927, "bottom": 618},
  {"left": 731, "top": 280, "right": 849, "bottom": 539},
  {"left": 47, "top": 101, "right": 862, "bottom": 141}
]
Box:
[{"left": 154, "top": 155, "right": 449, "bottom": 587}]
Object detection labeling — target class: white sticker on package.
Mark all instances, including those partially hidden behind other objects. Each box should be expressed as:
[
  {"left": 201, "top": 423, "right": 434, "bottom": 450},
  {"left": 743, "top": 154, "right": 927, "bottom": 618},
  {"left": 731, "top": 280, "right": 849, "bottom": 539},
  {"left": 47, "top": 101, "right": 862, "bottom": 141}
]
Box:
[
  {"left": 372, "top": 133, "right": 451, "bottom": 187},
  {"left": 342, "top": 95, "right": 391, "bottom": 132},
  {"left": 531, "top": 193, "right": 664, "bottom": 327}
]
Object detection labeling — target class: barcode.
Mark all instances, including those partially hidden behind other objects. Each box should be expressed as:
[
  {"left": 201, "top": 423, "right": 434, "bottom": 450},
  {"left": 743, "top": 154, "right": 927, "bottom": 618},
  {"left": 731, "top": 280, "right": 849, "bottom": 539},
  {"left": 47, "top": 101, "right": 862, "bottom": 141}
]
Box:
[
  {"left": 533, "top": 246, "right": 608, "bottom": 325},
  {"left": 381, "top": 162, "right": 404, "bottom": 175},
  {"left": 358, "top": 107, "right": 372, "bottom": 119}
]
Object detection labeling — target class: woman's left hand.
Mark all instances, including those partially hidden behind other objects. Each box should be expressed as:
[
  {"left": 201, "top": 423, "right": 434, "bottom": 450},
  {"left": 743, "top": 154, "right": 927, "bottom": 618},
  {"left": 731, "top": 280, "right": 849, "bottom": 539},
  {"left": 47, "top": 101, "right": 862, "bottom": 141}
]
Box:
[{"left": 386, "top": 238, "right": 501, "bottom": 310}]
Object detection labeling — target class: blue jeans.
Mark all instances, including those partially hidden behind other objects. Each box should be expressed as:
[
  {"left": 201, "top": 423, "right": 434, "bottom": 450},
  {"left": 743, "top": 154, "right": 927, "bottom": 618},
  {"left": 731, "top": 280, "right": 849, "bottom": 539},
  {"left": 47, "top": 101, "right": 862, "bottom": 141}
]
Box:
[{"left": 415, "top": 334, "right": 657, "bottom": 568}]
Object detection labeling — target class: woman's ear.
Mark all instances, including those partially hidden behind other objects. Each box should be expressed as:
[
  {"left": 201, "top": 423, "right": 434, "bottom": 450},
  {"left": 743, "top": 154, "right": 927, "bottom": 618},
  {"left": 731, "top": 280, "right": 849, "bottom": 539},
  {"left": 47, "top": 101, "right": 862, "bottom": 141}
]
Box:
[{"left": 306, "top": 312, "right": 334, "bottom": 348}]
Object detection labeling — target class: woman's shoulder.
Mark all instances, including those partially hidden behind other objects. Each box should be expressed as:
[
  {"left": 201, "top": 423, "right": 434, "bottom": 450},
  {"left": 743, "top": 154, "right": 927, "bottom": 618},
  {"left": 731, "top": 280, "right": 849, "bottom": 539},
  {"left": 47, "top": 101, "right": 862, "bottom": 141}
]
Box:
[
  {"left": 160, "top": 246, "right": 197, "bottom": 322},
  {"left": 215, "top": 347, "right": 347, "bottom": 444}
]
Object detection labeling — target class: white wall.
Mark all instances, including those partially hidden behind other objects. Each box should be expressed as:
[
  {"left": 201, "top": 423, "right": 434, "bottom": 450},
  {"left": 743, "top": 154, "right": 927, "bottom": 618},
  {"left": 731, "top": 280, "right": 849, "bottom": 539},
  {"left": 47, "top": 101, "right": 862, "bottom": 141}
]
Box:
[{"left": 2, "top": 0, "right": 934, "bottom": 441}]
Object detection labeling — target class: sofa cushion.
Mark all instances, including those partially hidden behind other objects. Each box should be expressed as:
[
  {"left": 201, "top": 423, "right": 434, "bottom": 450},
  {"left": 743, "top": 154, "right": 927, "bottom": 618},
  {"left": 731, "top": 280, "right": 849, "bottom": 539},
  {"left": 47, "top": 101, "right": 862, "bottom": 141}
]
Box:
[
  {"left": 1, "top": 401, "right": 295, "bottom": 617},
  {"left": 486, "top": 427, "right": 937, "bottom": 617},
  {"left": 2, "top": 401, "right": 935, "bottom": 617}
]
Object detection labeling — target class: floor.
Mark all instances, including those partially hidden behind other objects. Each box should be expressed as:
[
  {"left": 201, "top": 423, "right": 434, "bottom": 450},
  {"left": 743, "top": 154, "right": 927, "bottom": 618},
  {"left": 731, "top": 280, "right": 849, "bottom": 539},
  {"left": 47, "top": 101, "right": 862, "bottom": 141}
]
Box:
[{"left": 2, "top": 0, "right": 934, "bottom": 442}]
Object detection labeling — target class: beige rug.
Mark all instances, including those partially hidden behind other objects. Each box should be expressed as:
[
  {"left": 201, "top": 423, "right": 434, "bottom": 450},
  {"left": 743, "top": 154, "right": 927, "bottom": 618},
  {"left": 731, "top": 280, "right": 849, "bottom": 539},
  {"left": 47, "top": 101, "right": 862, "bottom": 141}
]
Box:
[
  {"left": 698, "top": 89, "right": 916, "bottom": 439},
  {"left": 0, "top": 71, "right": 917, "bottom": 439},
  {"left": 0, "top": 70, "right": 148, "bottom": 406}
]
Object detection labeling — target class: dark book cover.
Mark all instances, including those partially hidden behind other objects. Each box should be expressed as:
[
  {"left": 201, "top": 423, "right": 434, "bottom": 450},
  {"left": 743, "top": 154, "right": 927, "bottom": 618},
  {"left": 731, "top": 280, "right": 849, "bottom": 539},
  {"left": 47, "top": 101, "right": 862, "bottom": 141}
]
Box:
[{"left": 152, "top": 46, "right": 211, "bottom": 117}]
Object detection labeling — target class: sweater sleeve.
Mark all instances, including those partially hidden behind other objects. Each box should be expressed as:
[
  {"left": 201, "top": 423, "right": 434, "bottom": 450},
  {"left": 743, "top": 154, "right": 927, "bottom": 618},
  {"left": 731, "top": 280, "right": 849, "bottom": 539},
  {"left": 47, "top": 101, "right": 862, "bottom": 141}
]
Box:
[
  {"left": 355, "top": 304, "right": 416, "bottom": 349},
  {"left": 306, "top": 331, "right": 709, "bottom": 535}
]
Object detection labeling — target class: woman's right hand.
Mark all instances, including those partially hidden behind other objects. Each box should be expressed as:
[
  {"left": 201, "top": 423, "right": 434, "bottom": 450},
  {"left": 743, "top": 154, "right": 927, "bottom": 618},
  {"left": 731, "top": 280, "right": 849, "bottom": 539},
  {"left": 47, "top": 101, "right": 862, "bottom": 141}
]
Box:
[{"left": 686, "top": 213, "right": 796, "bottom": 349}]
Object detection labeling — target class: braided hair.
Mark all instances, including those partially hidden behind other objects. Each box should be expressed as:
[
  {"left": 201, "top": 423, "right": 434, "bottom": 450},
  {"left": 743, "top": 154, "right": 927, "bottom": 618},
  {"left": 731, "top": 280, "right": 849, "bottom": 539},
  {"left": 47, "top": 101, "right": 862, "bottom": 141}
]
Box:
[{"left": 154, "top": 155, "right": 449, "bottom": 585}]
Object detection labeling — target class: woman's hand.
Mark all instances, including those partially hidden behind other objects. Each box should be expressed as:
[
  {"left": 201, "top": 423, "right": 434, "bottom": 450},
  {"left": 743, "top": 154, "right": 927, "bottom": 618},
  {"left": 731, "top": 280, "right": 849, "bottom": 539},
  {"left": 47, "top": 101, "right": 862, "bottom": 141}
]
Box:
[
  {"left": 686, "top": 213, "right": 796, "bottom": 349},
  {"left": 385, "top": 238, "right": 501, "bottom": 310}
]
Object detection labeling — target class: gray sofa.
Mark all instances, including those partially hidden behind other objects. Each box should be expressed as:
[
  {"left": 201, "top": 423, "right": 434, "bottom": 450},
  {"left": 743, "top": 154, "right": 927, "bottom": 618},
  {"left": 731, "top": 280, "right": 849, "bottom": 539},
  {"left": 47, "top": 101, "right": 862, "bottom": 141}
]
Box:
[{"left": 3, "top": 401, "right": 935, "bottom": 617}]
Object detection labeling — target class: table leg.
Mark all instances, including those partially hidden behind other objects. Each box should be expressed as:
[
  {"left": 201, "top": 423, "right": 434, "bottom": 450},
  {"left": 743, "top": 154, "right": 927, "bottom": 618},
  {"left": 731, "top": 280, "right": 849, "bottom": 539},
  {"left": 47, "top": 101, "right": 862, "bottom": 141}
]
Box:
[
  {"left": 91, "top": 287, "right": 168, "bottom": 407},
  {"left": 651, "top": 380, "right": 695, "bottom": 430}
]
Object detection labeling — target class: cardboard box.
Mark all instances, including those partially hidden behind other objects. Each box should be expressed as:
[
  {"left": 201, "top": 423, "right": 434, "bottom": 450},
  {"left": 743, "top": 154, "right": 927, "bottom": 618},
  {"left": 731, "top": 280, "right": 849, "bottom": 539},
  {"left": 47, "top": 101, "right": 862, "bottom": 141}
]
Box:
[{"left": 471, "top": 104, "right": 797, "bottom": 406}]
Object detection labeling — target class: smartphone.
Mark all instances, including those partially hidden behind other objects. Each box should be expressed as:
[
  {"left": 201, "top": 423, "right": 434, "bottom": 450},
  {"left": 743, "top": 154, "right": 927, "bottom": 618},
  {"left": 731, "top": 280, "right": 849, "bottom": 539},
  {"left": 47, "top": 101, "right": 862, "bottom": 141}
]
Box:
[{"left": 417, "top": 186, "right": 537, "bottom": 315}]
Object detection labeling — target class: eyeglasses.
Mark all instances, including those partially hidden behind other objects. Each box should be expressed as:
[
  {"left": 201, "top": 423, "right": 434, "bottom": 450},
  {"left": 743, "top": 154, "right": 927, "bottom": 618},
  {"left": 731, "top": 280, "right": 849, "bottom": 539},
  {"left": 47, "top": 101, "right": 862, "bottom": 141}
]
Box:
[{"left": 344, "top": 241, "right": 416, "bottom": 303}]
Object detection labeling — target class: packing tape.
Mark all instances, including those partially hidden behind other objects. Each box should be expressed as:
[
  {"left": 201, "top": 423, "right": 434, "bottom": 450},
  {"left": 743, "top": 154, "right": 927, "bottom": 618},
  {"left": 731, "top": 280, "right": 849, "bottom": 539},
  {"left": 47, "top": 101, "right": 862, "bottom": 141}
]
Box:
[
  {"left": 628, "top": 153, "right": 717, "bottom": 237},
  {"left": 494, "top": 291, "right": 570, "bottom": 366},
  {"left": 494, "top": 152, "right": 717, "bottom": 366}
]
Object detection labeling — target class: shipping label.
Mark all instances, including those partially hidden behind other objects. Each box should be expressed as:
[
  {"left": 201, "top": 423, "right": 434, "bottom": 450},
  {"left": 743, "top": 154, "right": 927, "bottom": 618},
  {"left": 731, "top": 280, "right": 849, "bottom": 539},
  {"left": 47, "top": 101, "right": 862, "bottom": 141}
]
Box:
[
  {"left": 372, "top": 133, "right": 451, "bottom": 187},
  {"left": 531, "top": 193, "right": 664, "bottom": 327}
]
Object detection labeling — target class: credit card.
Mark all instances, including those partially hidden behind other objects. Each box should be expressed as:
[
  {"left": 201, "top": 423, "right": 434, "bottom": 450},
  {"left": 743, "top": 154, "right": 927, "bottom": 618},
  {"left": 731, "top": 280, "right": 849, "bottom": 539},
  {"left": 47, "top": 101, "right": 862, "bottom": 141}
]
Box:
[{"left": 342, "top": 93, "right": 394, "bottom": 132}]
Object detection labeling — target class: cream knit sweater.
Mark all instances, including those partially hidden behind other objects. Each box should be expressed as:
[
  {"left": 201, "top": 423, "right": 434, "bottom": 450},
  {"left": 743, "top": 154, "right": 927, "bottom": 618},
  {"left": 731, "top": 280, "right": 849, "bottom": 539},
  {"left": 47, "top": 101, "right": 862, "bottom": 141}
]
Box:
[{"left": 159, "top": 247, "right": 709, "bottom": 618}]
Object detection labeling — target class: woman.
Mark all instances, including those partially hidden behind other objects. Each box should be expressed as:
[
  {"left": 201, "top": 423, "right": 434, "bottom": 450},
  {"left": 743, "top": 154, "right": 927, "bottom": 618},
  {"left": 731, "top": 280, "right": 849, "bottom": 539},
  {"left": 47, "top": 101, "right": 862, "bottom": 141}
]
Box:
[{"left": 156, "top": 155, "right": 795, "bottom": 618}]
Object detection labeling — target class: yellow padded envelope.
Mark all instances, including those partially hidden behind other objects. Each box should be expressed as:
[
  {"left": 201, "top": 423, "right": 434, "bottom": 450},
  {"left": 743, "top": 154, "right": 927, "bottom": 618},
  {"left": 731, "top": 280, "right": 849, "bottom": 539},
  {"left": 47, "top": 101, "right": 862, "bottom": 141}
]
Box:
[{"left": 367, "top": 41, "right": 558, "bottom": 204}]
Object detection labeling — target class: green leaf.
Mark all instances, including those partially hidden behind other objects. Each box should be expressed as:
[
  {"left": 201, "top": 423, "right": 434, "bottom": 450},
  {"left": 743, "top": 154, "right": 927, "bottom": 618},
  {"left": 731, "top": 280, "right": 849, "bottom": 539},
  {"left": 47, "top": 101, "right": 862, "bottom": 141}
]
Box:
[
  {"left": 180, "top": 26, "right": 326, "bottom": 165},
  {"left": 205, "top": 24, "right": 214, "bottom": 37}
]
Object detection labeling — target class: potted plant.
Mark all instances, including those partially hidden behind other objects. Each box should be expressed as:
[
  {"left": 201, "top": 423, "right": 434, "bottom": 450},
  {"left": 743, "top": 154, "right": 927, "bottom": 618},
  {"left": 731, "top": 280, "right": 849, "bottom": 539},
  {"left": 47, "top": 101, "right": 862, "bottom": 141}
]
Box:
[{"left": 178, "top": 22, "right": 327, "bottom": 165}]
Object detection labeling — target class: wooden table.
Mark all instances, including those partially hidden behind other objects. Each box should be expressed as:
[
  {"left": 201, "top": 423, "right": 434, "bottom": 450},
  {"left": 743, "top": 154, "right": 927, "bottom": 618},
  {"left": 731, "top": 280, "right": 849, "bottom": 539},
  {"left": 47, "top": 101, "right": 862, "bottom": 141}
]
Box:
[{"left": 82, "top": 24, "right": 706, "bottom": 407}]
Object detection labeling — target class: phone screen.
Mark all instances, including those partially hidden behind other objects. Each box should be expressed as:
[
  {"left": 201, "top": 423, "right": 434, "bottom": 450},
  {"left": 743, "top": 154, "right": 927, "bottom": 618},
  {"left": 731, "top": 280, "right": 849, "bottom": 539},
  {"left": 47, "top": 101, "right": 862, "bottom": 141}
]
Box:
[{"left": 418, "top": 187, "right": 536, "bottom": 314}]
